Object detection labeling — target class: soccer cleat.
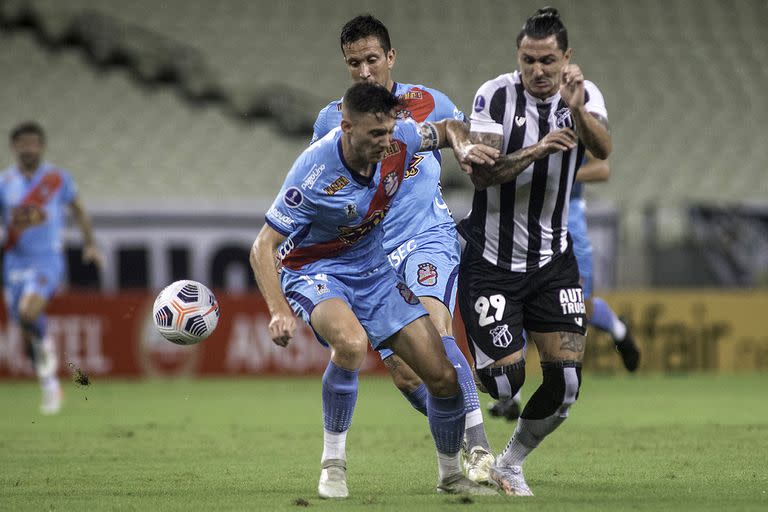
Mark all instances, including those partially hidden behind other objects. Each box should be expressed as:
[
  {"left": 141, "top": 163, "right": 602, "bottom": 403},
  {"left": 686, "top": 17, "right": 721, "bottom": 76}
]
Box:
[
  {"left": 437, "top": 473, "right": 499, "bottom": 495},
  {"left": 318, "top": 459, "right": 348, "bottom": 499},
  {"left": 614, "top": 320, "right": 640, "bottom": 372},
  {"left": 32, "top": 337, "right": 58, "bottom": 380},
  {"left": 40, "top": 385, "right": 62, "bottom": 415},
  {"left": 489, "top": 462, "right": 533, "bottom": 496},
  {"left": 488, "top": 398, "right": 521, "bottom": 422},
  {"left": 462, "top": 445, "right": 495, "bottom": 484}
]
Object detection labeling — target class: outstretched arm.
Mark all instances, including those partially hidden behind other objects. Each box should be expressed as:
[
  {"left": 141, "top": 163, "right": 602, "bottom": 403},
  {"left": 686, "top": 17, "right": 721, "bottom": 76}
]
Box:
[
  {"left": 250, "top": 224, "right": 296, "bottom": 347},
  {"left": 417, "top": 119, "right": 499, "bottom": 173},
  {"left": 69, "top": 196, "right": 104, "bottom": 268},
  {"left": 467, "top": 129, "right": 578, "bottom": 190}
]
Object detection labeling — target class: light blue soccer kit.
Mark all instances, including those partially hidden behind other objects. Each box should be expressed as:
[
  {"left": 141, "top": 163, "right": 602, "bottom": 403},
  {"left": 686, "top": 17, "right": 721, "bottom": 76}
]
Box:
[
  {"left": 0, "top": 163, "right": 76, "bottom": 321},
  {"left": 311, "top": 83, "right": 465, "bottom": 358},
  {"left": 266, "top": 120, "right": 429, "bottom": 348},
  {"left": 568, "top": 180, "right": 594, "bottom": 298}
]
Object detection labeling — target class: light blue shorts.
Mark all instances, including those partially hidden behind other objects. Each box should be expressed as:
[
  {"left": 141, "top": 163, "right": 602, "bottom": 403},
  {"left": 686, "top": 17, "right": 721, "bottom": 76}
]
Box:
[
  {"left": 281, "top": 264, "right": 428, "bottom": 350},
  {"left": 379, "top": 224, "right": 460, "bottom": 359},
  {"left": 568, "top": 199, "right": 594, "bottom": 298},
  {"left": 3, "top": 253, "right": 64, "bottom": 320}
]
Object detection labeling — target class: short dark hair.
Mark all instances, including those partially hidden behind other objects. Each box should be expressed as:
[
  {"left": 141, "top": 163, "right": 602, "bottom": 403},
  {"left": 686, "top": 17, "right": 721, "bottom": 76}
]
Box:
[
  {"left": 10, "top": 121, "right": 46, "bottom": 142},
  {"left": 340, "top": 14, "right": 392, "bottom": 54},
  {"left": 516, "top": 7, "right": 568, "bottom": 52},
  {"left": 342, "top": 82, "right": 401, "bottom": 116}
]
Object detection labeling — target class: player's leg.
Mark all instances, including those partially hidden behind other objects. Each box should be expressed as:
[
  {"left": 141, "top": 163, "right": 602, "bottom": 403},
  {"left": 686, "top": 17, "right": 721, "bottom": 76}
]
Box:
[
  {"left": 590, "top": 296, "right": 640, "bottom": 372},
  {"left": 492, "top": 250, "right": 586, "bottom": 496},
  {"left": 308, "top": 298, "right": 369, "bottom": 499},
  {"left": 384, "top": 316, "right": 496, "bottom": 496}
]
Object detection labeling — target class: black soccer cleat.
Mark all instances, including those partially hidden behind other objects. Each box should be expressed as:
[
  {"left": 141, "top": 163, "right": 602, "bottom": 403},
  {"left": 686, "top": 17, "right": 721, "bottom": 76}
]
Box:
[
  {"left": 488, "top": 398, "right": 521, "bottom": 422},
  {"left": 614, "top": 321, "right": 640, "bottom": 372}
]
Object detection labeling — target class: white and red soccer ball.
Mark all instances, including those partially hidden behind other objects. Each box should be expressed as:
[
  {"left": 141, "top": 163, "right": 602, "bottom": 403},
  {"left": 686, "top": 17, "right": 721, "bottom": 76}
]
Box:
[{"left": 152, "top": 280, "right": 220, "bottom": 345}]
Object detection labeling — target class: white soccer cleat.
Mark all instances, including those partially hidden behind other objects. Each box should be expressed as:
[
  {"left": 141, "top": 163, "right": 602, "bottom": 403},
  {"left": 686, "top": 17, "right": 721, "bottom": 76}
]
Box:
[
  {"left": 40, "top": 385, "right": 63, "bottom": 415},
  {"left": 462, "top": 445, "right": 495, "bottom": 484},
  {"left": 489, "top": 462, "right": 533, "bottom": 496},
  {"left": 318, "top": 459, "right": 348, "bottom": 499},
  {"left": 437, "top": 473, "right": 499, "bottom": 496}
]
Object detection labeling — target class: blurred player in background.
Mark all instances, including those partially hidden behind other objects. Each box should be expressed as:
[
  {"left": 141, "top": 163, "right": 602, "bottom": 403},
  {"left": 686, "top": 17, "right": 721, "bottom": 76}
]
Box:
[
  {"left": 251, "top": 82, "right": 499, "bottom": 498},
  {"left": 488, "top": 153, "right": 641, "bottom": 421},
  {"left": 1, "top": 121, "right": 103, "bottom": 414},
  {"left": 458, "top": 8, "right": 611, "bottom": 495},
  {"left": 310, "top": 14, "right": 495, "bottom": 484}
]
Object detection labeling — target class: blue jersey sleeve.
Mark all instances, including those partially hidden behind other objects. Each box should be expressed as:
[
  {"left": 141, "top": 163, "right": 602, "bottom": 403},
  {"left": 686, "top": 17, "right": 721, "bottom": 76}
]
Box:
[
  {"left": 310, "top": 101, "right": 340, "bottom": 145},
  {"left": 426, "top": 88, "right": 465, "bottom": 123},
  {"left": 395, "top": 119, "right": 423, "bottom": 157},
  {"left": 59, "top": 169, "right": 78, "bottom": 203},
  {"left": 265, "top": 157, "right": 317, "bottom": 236}
]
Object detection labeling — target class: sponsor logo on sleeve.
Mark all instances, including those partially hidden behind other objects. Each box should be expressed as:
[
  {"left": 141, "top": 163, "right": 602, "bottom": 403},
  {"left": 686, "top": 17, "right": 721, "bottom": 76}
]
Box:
[
  {"left": 324, "top": 176, "right": 350, "bottom": 195},
  {"left": 267, "top": 206, "right": 295, "bottom": 228},
  {"left": 473, "top": 95, "right": 486, "bottom": 112},
  {"left": 301, "top": 164, "right": 325, "bottom": 189},
  {"left": 283, "top": 187, "right": 303, "bottom": 208}
]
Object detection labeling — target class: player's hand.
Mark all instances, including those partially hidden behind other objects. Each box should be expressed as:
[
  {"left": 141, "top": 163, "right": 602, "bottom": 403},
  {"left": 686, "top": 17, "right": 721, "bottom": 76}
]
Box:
[
  {"left": 560, "top": 64, "right": 585, "bottom": 108},
  {"left": 453, "top": 142, "right": 499, "bottom": 175},
  {"left": 535, "top": 128, "right": 578, "bottom": 157},
  {"left": 82, "top": 243, "right": 105, "bottom": 269},
  {"left": 269, "top": 307, "right": 296, "bottom": 347}
]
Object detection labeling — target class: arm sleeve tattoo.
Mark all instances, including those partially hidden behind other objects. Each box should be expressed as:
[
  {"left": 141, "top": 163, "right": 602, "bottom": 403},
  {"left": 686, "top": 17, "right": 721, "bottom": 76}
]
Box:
[{"left": 419, "top": 122, "right": 440, "bottom": 152}]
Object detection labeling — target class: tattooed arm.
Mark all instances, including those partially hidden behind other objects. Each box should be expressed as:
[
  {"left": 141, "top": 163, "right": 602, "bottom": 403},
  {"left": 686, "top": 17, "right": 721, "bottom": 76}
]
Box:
[
  {"left": 418, "top": 120, "right": 499, "bottom": 173},
  {"left": 467, "top": 129, "right": 577, "bottom": 191},
  {"left": 560, "top": 65, "right": 612, "bottom": 159}
]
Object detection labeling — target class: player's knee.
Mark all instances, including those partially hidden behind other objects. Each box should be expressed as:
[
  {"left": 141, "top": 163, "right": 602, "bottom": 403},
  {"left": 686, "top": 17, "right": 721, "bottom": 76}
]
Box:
[
  {"left": 541, "top": 361, "right": 582, "bottom": 416},
  {"left": 330, "top": 336, "right": 368, "bottom": 368},
  {"left": 476, "top": 360, "right": 526, "bottom": 400},
  {"left": 424, "top": 360, "right": 459, "bottom": 397}
]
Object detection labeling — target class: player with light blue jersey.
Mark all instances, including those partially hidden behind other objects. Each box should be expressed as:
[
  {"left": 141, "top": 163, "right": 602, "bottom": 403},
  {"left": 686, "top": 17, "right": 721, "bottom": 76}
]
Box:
[
  {"left": 251, "top": 82, "right": 499, "bottom": 499},
  {"left": 308, "top": 15, "right": 497, "bottom": 485},
  {"left": 1, "top": 121, "right": 102, "bottom": 414}
]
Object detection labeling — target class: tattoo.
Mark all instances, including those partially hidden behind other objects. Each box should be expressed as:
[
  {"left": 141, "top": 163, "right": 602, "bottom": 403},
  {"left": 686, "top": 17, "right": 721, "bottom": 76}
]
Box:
[
  {"left": 382, "top": 355, "right": 402, "bottom": 371},
  {"left": 559, "top": 332, "right": 585, "bottom": 354},
  {"left": 590, "top": 112, "right": 610, "bottom": 134},
  {"left": 419, "top": 122, "right": 439, "bottom": 151},
  {"left": 470, "top": 131, "right": 503, "bottom": 152}
]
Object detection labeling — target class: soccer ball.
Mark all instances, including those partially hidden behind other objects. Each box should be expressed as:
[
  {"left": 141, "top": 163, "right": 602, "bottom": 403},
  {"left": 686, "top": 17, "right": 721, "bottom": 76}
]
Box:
[{"left": 152, "top": 280, "right": 220, "bottom": 345}]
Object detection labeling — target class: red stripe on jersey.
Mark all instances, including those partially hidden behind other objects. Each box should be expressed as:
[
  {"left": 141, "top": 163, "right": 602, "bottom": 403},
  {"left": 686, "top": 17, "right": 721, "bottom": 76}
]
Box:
[
  {"left": 398, "top": 88, "right": 436, "bottom": 123},
  {"left": 283, "top": 142, "right": 409, "bottom": 270},
  {"left": 5, "top": 170, "right": 63, "bottom": 250}
]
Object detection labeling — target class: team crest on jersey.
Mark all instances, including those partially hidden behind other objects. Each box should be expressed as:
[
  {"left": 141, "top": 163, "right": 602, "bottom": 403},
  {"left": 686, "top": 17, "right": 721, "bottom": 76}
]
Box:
[
  {"left": 344, "top": 203, "right": 358, "bottom": 219},
  {"left": 283, "top": 187, "right": 303, "bottom": 208},
  {"left": 473, "top": 95, "right": 486, "bottom": 112},
  {"left": 490, "top": 324, "right": 513, "bottom": 348},
  {"left": 383, "top": 172, "right": 399, "bottom": 197},
  {"left": 417, "top": 263, "right": 438, "bottom": 286},
  {"left": 405, "top": 155, "right": 423, "bottom": 179},
  {"left": 324, "top": 176, "right": 350, "bottom": 195},
  {"left": 397, "top": 282, "right": 419, "bottom": 305},
  {"left": 555, "top": 107, "right": 573, "bottom": 129},
  {"left": 515, "top": 116, "right": 526, "bottom": 127}
]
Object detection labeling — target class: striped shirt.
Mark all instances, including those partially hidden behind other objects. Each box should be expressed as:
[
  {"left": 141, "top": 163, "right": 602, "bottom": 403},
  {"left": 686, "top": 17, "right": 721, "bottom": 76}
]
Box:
[{"left": 459, "top": 70, "right": 607, "bottom": 272}]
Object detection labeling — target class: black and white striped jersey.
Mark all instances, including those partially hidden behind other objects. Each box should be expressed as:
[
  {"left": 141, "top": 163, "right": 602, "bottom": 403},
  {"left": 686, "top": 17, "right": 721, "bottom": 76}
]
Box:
[{"left": 458, "top": 70, "right": 607, "bottom": 273}]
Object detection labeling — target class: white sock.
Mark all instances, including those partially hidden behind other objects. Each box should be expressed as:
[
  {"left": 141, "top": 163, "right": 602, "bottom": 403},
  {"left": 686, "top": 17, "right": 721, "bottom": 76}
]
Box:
[
  {"left": 436, "top": 450, "right": 463, "bottom": 481},
  {"left": 612, "top": 318, "right": 627, "bottom": 342},
  {"left": 498, "top": 436, "right": 532, "bottom": 468},
  {"left": 465, "top": 408, "right": 483, "bottom": 429},
  {"left": 321, "top": 429, "right": 347, "bottom": 462},
  {"left": 513, "top": 390, "right": 522, "bottom": 403},
  {"left": 41, "top": 375, "right": 60, "bottom": 394}
]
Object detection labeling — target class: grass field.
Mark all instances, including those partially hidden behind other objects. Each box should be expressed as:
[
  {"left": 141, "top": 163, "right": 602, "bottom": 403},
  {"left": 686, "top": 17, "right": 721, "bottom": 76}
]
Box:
[{"left": 1, "top": 373, "right": 766, "bottom": 511}]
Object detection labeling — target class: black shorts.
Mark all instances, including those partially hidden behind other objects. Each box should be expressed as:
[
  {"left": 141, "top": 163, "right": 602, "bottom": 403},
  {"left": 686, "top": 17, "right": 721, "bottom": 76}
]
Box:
[{"left": 457, "top": 245, "right": 587, "bottom": 366}]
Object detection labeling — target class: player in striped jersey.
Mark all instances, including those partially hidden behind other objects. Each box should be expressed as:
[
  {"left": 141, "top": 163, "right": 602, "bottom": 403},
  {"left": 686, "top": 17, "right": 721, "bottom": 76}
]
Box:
[
  {"left": 251, "top": 82, "right": 499, "bottom": 498},
  {"left": 457, "top": 8, "right": 612, "bottom": 496},
  {"left": 311, "top": 15, "right": 496, "bottom": 484},
  {"left": 1, "top": 121, "right": 103, "bottom": 414}
]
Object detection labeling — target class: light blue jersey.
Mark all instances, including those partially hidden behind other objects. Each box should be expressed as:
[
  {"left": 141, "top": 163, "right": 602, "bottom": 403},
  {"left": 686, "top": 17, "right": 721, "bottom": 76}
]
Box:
[
  {"left": 568, "top": 179, "right": 593, "bottom": 297},
  {"left": 311, "top": 82, "right": 463, "bottom": 253},
  {"left": 266, "top": 120, "right": 428, "bottom": 348},
  {"left": 1, "top": 163, "right": 77, "bottom": 311}
]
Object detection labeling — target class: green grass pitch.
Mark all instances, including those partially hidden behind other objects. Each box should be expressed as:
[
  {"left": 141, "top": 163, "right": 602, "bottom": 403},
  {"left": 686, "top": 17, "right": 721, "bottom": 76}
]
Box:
[{"left": 1, "top": 373, "right": 766, "bottom": 511}]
